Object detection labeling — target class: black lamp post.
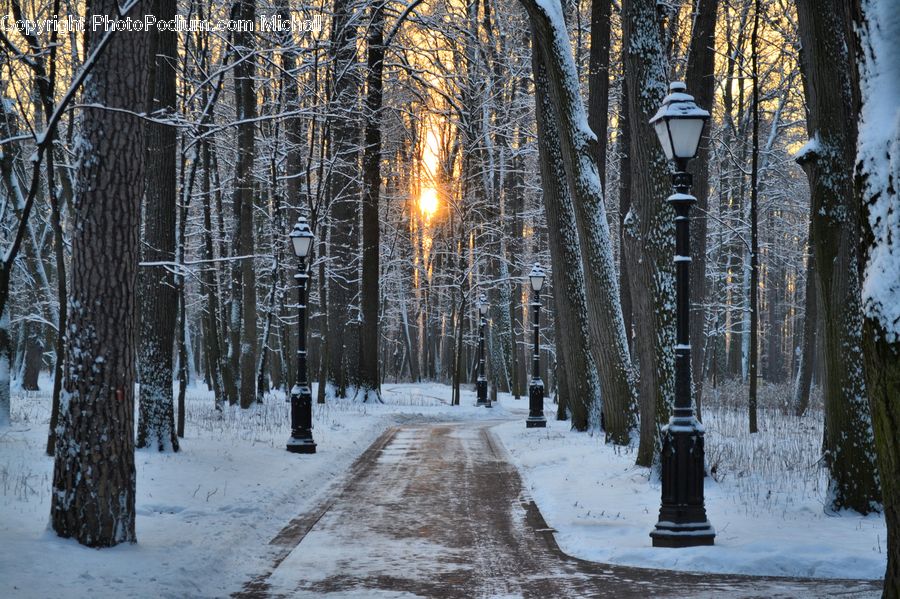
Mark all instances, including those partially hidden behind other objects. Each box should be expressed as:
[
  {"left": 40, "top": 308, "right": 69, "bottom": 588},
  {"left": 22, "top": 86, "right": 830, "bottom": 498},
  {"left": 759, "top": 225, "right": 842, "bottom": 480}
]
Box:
[
  {"left": 526, "top": 263, "right": 546, "bottom": 428},
  {"left": 476, "top": 293, "right": 490, "bottom": 407},
  {"left": 287, "top": 217, "right": 317, "bottom": 454},
  {"left": 648, "top": 81, "right": 714, "bottom": 547}
]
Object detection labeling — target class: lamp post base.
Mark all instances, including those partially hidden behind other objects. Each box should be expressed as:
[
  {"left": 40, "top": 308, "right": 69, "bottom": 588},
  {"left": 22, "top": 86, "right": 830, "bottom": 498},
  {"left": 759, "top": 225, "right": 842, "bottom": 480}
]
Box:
[
  {"left": 288, "top": 384, "right": 316, "bottom": 454},
  {"left": 650, "top": 520, "right": 715, "bottom": 547},
  {"left": 526, "top": 380, "right": 546, "bottom": 427},
  {"left": 650, "top": 416, "right": 714, "bottom": 548},
  {"left": 286, "top": 437, "right": 317, "bottom": 454},
  {"left": 476, "top": 378, "right": 488, "bottom": 406}
]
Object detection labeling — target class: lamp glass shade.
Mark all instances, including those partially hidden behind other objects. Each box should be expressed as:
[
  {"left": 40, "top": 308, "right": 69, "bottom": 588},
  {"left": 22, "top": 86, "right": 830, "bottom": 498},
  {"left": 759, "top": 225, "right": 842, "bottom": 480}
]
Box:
[
  {"left": 649, "top": 82, "right": 710, "bottom": 161},
  {"left": 290, "top": 218, "right": 314, "bottom": 258},
  {"left": 478, "top": 294, "right": 488, "bottom": 315},
  {"left": 668, "top": 117, "right": 706, "bottom": 160},
  {"left": 529, "top": 263, "right": 545, "bottom": 292}
]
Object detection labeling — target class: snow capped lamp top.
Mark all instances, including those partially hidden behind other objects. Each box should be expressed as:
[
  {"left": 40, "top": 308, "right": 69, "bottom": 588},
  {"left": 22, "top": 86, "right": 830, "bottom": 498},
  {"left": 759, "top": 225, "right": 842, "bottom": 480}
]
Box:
[
  {"left": 649, "top": 81, "right": 710, "bottom": 162},
  {"left": 478, "top": 293, "right": 489, "bottom": 316},
  {"left": 529, "top": 262, "right": 545, "bottom": 292},
  {"left": 290, "top": 217, "right": 314, "bottom": 258}
]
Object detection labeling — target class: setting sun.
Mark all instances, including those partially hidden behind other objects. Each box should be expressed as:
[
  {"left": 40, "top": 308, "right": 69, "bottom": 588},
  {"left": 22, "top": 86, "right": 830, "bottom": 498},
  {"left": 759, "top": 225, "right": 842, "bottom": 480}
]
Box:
[{"left": 419, "top": 187, "right": 439, "bottom": 218}]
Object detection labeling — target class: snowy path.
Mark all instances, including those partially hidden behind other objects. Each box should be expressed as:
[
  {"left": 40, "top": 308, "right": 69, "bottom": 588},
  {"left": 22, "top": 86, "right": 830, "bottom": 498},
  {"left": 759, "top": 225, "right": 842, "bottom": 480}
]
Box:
[{"left": 237, "top": 420, "right": 882, "bottom": 598}]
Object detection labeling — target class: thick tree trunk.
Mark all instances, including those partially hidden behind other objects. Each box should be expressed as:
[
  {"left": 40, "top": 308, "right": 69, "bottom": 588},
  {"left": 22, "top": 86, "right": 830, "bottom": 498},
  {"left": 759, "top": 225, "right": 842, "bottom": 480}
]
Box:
[
  {"left": 235, "top": 0, "right": 258, "bottom": 409},
  {"left": 621, "top": 0, "right": 675, "bottom": 466},
  {"left": 359, "top": 0, "right": 385, "bottom": 402},
  {"left": 795, "top": 0, "right": 880, "bottom": 513},
  {"left": 855, "top": 1, "right": 900, "bottom": 591},
  {"left": 531, "top": 39, "right": 602, "bottom": 431},
  {"left": 51, "top": 0, "right": 149, "bottom": 545},
  {"left": 326, "top": 0, "right": 362, "bottom": 399},
  {"left": 137, "top": 0, "right": 179, "bottom": 452},
  {"left": 522, "top": 0, "right": 638, "bottom": 441},
  {"left": 862, "top": 323, "right": 899, "bottom": 596}
]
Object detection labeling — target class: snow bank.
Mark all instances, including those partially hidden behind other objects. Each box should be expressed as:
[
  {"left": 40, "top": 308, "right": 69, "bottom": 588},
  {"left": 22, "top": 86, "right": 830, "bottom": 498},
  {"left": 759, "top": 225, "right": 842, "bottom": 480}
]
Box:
[
  {"left": 0, "top": 381, "right": 497, "bottom": 597},
  {"left": 494, "top": 405, "right": 887, "bottom": 579}
]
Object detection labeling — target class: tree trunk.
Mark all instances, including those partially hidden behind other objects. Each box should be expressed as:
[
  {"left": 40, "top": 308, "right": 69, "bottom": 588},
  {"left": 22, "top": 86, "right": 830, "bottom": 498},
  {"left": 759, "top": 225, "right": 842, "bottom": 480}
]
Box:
[
  {"left": 0, "top": 305, "right": 9, "bottom": 427},
  {"left": 855, "top": 0, "right": 900, "bottom": 591},
  {"left": 748, "top": 0, "right": 760, "bottom": 434},
  {"left": 359, "top": 0, "right": 385, "bottom": 402},
  {"left": 531, "top": 39, "right": 602, "bottom": 431},
  {"left": 326, "top": 0, "right": 362, "bottom": 399},
  {"left": 137, "top": 0, "right": 179, "bottom": 452},
  {"left": 618, "top": 72, "right": 633, "bottom": 355},
  {"left": 235, "top": 0, "right": 258, "bottom": 409},
  {"left": 201, "top": 140, "right": 228, "bottom": 409},
  {"left": 793, "top": 216, "right": 817, "bottom": 416},
  {"left": 795, "top": 0, "right": 881, "bottom": 513},
  {"left": 521, "top": 0, "right": 638, "bottom": 441},
  {"left": 684, "top": 0, "right": 718, "bottom": 414},
  {"left": 587, "top": 0, "right": 611, "bottom": 189},
  {"left": 621, "top": 0, "right": 675, "bottom": 466},
  {"left": 51, "top": 0, "right": 149, "bottom": 545},
  {"left": 21, "top": 325, "right": 42, "bottom": 391}
]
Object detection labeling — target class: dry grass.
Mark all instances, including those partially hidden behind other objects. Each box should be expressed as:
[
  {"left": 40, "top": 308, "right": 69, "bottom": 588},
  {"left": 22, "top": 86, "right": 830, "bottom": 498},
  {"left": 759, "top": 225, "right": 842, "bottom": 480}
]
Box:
[{"left": 702, "top": 378, "right": 828, "bottom": 516}]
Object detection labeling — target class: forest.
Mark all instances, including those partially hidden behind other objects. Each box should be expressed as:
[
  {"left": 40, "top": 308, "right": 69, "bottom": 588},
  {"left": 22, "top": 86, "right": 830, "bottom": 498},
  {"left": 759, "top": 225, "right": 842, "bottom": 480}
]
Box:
[{"left": 0, "top": 0, "right": 898, "bottom": 595}]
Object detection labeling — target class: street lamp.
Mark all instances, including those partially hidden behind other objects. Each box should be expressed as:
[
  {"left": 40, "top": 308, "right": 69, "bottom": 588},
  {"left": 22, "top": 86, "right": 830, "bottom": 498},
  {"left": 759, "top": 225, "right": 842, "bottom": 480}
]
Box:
[
  {"left": 526, "top": 263, "right": 546, "bottom": 428},
  {"left": 476, "top": 293, "right": 490, "bottom": 408},
  {"left": 287, "top": 217, "right": 317, "bottom": 454},
  {"left": 648, "top": 81, "right": 714, "bottom": 547}
]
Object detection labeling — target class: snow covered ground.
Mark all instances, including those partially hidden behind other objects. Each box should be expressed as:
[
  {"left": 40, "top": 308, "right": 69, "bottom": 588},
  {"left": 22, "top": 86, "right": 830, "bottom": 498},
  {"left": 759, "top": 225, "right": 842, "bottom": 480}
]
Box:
[
  {"left": 0, "top": 379, "right": 492, "bottom": 598},
  {"left": 0, "top": 379, "right": 887, "bottom": 598},
  {"left": 494, "top": 389, "right": 888, "bottom": 580}
]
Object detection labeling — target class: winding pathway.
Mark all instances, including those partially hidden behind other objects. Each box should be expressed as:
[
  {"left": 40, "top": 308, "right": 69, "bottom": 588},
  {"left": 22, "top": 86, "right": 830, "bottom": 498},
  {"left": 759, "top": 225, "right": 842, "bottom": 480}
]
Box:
[{"left": 237, "top": 420, "right": 882, "bottom": 598}]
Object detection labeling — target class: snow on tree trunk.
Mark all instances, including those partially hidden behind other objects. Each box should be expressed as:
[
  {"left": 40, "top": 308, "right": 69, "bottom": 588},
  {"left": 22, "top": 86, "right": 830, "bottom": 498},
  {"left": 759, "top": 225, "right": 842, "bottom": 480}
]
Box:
[
  {"left": 520, "top": 0, "right": 638, "bottom": 443},
  {"left": 137, "top": 0, "right": 179, "bottom": 452},
  {"left": 795, "top": 0, "right": 881, "bottom": 514},
  {"left": 531, "top": 41, "right": 603, "bottom": 431},
  {"left": 621, "top": 0, "right": 675, "bottom": 466},
  {"left": 50, "top": 0, "right": 149, "bottom": 546},
  {"left": 855, "top": 0, "right": 900, "bottom": 592}
]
